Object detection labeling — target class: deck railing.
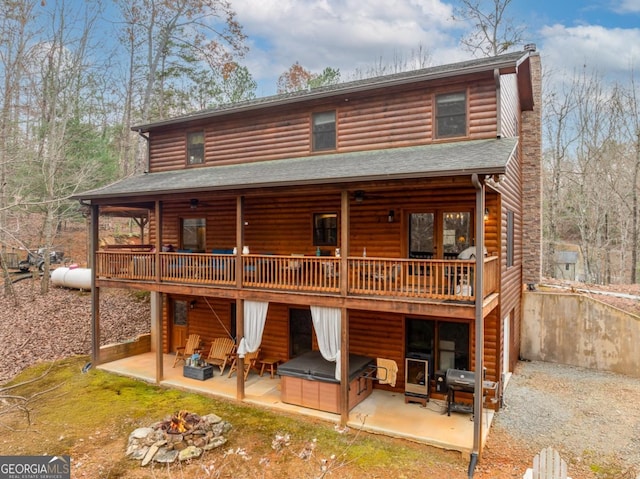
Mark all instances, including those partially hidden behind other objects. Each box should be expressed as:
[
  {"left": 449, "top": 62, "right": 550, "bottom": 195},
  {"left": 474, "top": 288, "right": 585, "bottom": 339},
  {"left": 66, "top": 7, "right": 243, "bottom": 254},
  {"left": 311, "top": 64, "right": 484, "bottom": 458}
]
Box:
[{"left": 95, "top": 251, "right": 498, "bottom": 301}]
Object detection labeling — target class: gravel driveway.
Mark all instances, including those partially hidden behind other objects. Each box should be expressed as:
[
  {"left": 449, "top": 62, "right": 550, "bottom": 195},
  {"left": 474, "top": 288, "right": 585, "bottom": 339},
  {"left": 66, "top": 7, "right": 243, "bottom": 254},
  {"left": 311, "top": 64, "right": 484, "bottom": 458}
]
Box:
[{"left": 487, "top": 360, "right": 640, "bottom": 478}]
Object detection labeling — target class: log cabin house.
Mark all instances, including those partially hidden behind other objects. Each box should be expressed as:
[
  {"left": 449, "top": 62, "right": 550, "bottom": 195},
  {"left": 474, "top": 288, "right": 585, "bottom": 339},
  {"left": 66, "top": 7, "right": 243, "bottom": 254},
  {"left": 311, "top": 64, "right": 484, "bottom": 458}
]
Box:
[{"left": 76, "top": 48, "right": 542, "bottom": 429}]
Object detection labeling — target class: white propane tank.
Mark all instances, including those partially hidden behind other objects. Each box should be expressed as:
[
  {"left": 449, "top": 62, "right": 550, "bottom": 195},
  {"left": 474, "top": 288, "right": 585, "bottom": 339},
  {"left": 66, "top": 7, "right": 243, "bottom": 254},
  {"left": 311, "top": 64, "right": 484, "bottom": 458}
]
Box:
[{"left": 51, "top": 266, "right": 92, "bottom": 290}]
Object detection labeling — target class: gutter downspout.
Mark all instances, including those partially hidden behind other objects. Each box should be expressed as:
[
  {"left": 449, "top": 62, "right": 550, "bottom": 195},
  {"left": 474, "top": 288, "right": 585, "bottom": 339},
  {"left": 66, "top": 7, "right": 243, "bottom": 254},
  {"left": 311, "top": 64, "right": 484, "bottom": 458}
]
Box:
[
  {"left": 138, "top": 129, "right": 150, "bottom": 173},
  {"left": 468, "top": 173, "right": 485, "bottom": 478}
]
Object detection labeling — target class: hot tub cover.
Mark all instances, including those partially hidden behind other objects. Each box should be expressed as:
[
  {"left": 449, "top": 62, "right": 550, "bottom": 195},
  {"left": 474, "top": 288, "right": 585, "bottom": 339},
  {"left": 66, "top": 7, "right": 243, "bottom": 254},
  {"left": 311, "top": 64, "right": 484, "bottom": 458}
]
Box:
[{"left": 278, "top": 351, "right": 374, "bottom": 383}]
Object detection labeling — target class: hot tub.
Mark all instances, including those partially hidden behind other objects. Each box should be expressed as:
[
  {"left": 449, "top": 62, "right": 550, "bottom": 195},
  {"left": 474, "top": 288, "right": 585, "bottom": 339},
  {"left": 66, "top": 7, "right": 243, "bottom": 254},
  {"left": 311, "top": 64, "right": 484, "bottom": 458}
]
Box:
[{"left": 278, "top": 351, "right": 375, "bottom": 414}]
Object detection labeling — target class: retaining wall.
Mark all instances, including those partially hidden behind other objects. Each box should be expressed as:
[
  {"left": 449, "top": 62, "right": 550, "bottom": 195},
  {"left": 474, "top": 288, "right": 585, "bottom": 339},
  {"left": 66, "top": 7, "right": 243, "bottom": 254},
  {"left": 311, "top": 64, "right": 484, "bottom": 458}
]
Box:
[{"left": 522, "top": 291, "right": 640, "bottom": 378}]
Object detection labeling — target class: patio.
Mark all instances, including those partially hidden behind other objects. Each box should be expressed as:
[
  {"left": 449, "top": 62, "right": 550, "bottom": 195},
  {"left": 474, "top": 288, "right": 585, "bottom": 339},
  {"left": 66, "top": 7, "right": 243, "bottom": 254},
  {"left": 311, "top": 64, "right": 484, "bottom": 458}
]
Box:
[{"left": 96, "top": 352, "right": 495, "bottom": 454}]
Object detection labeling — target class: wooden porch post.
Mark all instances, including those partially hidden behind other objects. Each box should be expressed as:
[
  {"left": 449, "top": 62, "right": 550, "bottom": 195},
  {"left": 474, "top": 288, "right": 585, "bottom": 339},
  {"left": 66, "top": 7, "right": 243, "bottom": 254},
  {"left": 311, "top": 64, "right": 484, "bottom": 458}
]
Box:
[
  {"left": 339, "top": 308, "right": 349, "bottom": 425},
  {"left": 339, "top": 191, "right": 350, "bottom": 424},
  {"left": 153, "top": 292, "right": 163, "bottom": 384},
  {"left": 153, "top": 201, "right": 164, "bottom": 383},
  {"left": 236, "top": 196, "right": 245, "bottom": 399},
  {"left": 90, "top": 204, "right": 100, "bottom": 365},
  {"left": 155, "top": 201, "right": 162, "bottom": 283},
  {"left": 340, "top": 191, "right": 349, "bottom": 295}
]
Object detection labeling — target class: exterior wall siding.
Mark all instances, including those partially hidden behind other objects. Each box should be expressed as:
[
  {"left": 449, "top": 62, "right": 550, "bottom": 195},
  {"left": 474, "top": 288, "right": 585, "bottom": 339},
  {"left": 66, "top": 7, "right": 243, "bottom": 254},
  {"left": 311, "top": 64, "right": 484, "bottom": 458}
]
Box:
[
  {"left": 147, "top": 77, "right": 498, "bottom": 173},
  {"left": 500, "top": 74, "right": 519, "bottom": 138},
  {"left": 149, "top": 180, "right": 489, "bottom": 259}
]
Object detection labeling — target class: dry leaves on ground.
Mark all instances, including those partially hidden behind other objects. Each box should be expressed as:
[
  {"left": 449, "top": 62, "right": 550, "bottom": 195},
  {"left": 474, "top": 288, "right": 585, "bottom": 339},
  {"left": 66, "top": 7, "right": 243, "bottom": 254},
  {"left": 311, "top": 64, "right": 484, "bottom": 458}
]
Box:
[{"left": 0, "top": 279, "right": 150, "bottom": 383}]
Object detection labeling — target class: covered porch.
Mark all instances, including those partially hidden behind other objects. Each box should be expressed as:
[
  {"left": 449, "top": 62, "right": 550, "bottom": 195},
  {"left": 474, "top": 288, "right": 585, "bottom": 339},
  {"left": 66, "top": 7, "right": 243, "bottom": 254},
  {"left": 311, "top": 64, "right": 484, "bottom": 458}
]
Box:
[{"left": 97, "top": 351, "right": 495, "bottom": 455}]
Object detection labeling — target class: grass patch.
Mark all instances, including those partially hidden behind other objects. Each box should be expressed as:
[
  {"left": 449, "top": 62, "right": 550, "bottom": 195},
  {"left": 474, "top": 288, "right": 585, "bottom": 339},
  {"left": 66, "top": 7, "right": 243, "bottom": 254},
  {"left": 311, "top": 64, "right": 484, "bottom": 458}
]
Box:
[{"left": 1, "top": 357, "right": 464, "bottom": 478}]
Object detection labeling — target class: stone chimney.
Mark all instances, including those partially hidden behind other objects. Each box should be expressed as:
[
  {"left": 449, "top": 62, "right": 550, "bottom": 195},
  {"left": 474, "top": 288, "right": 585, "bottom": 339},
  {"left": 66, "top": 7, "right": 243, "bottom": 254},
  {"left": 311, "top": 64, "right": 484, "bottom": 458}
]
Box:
[{"left": 520, "top": 51, "right": 542, "bottom": 286}]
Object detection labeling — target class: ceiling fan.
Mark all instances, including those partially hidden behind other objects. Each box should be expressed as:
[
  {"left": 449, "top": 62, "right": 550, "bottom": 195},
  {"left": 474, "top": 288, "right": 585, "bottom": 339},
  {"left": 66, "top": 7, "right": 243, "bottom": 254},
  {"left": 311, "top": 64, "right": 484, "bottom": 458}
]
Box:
[
  {"left": 189, "top": 198, "right": 213, "bottom": 209},
  {"left": 352, "top": 190, "right": 385, "bottom": 203}
]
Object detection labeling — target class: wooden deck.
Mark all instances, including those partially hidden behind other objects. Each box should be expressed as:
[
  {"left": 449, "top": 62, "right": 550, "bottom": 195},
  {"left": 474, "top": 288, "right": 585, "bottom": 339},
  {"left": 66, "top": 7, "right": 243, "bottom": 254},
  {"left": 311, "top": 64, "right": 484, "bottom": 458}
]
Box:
[{"left": 96, "top": 251, "right": 499, "bottom": 301}]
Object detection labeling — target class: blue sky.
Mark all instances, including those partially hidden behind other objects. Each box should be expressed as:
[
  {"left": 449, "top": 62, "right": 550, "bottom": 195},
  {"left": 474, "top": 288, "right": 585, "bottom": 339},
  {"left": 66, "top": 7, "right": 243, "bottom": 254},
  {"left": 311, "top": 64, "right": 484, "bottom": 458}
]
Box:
[{"left": 228, "top": 0, "right": 640, "bottom": 96}]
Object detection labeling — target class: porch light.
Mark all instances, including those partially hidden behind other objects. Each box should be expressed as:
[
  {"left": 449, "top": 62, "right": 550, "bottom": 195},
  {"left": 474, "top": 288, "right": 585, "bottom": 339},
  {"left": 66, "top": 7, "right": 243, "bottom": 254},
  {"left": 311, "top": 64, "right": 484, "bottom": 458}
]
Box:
[
  {"left": 388, "top": 210, "right": 395, "bottom": 223},
  {"left": 484, "top": 208, "right": 489, "bottom": 221},
  {"left": 190, "top": 198, "right": 199, "bottom": 209}
]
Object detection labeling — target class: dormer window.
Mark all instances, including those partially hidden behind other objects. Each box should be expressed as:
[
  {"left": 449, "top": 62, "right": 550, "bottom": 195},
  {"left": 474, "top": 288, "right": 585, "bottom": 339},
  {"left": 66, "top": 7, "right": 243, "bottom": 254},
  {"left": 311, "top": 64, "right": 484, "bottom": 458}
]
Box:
[
  {"left": 312, "top": 111, "right": 336, "bottom": 151},
  {"left": 435, "top": 92, "right": 466, "bottom": 138},
  {"left": 187, "top": 131, "right": 205, "bottom": 165}
]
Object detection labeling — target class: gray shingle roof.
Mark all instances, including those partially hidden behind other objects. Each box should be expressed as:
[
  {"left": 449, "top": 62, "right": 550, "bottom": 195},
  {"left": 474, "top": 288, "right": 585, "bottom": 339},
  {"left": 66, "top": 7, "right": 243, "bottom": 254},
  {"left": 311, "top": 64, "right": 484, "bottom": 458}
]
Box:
[
  {"left": 76, "top": 137, "right": 518, "bottom": 201},
  {"left": 554, "top": 251, "right": 579, "bottom": 264}
]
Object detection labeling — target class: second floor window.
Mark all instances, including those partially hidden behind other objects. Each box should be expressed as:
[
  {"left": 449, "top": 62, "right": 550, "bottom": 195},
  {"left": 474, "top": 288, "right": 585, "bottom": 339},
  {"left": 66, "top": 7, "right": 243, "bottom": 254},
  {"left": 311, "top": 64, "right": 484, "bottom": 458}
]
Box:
[
  {"left": 187, "top": 131, "right": 205, "bottom": 165},
  {"left": 435, "top": 92, "right": 466, "bottom": 138},
  {"left": 312, "top": 111, "right": 336, "bottom": 151}
]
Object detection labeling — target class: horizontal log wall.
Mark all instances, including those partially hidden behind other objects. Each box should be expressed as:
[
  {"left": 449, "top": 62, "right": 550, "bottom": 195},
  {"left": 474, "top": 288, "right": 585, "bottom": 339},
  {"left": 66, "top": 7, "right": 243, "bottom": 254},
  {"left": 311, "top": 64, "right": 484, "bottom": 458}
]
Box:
[
  {"left": 161, "top": 295, "right": 500, "bottom": 391},
  {"left": 147, "top": 75, "right": 498, "bottom": 172},
  {"left": 495, "top": 144, "right": 523, "bottom": 377},
  {"left": 147, "top": 179, "right": 495, "bottom": 260}
]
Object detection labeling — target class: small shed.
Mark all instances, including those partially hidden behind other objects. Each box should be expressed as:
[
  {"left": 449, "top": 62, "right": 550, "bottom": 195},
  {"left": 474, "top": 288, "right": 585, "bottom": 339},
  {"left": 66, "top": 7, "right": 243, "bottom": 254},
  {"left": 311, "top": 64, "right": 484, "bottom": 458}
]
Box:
[{"left": 553, "top": 251, "right": 579, "bottom": 281}]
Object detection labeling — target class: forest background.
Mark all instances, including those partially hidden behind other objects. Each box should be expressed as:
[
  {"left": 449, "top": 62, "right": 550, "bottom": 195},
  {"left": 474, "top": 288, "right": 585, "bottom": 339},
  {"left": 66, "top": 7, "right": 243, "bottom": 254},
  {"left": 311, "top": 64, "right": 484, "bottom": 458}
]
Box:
[{"left": 1, "top": 0, "right": 639, "bottom": 293}]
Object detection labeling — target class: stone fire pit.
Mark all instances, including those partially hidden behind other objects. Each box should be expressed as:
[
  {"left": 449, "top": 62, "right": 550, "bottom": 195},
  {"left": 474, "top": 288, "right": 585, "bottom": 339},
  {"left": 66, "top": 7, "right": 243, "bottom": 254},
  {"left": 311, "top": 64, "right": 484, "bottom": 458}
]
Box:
[{"left": 126, "top": 411, "right": 231, "bottom": 466}]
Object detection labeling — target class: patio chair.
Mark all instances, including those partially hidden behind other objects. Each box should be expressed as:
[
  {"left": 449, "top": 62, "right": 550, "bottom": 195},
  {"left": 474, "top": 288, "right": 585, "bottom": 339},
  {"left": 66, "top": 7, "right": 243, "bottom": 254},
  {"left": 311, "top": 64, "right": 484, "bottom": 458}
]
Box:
[
  {"left": 228, "top": 348, "right": 261, "bottom": 380},
  {"left": 172, "top": 333, "right": 202, "bottom": 367},
  {"left": 523, "top": 447, "right": 570, "bottom": 479},
  {"left": 205, "top": 337, "right": 236, "bottom": 374}
]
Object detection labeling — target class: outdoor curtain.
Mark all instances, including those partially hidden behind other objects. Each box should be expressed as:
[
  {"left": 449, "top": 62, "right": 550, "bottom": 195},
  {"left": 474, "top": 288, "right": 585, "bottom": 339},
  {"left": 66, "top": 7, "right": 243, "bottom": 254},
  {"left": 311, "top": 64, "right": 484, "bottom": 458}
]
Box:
[
  {"left": 237, "top": 300, "right": 269, "bottom": 358},
  {"left": 310, "top": 305, "right": 341, "bottom": 380}
]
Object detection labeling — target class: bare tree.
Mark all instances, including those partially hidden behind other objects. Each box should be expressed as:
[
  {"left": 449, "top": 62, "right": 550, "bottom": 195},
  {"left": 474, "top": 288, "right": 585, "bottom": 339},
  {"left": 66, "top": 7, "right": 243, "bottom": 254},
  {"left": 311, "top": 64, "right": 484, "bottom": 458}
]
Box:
[
  {"left": 115, "top": 0, "right": 248, "bottom": 173},
  {"left": 351, "top": 44, "right": 432, "bottom": 80},
  {"left": 542, "top": 69, "right": 581, "bottom": 277},
  {"left": 0, "top": 0, "right": 38, "bottom": 296},
  {"left": 19, "top": 1, "right": 114, "bottom": 293},
  {"left": 611, "top": 72, "right": 640, "bottom": 283},
  {"left": 452, "top": 0, "right": 526, "bottom": 57}
]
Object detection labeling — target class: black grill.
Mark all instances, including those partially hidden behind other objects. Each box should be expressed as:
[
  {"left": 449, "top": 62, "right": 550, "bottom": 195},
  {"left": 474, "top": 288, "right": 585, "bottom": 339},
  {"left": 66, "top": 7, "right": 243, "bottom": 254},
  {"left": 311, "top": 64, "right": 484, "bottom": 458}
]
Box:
[
  {"left": 445, "top": 368, "right": 475, "bottom": 392},
  {"left": 445, "top": 368, "right": 475, "bottom": 415}
]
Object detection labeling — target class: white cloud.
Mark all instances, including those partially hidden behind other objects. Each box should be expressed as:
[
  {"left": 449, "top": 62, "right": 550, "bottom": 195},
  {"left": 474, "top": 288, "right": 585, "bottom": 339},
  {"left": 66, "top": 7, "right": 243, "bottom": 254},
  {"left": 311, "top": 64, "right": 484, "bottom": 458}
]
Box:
[
  {"left": 613, "top": 0, "right": 640, "bottom": 13},
  {"left": 231, "top": 0, "right": 462, "bottom": 95},
  {"left": 539, "top": 24, "right": 640, "bottom": 80}
]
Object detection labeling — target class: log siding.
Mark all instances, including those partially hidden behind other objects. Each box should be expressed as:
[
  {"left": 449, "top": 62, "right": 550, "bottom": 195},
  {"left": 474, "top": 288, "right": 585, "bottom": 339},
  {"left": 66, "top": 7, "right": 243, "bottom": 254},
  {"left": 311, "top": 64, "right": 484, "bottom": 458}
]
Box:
[{"left": 147, "top": 78, "right": 499, "bottom": 173}]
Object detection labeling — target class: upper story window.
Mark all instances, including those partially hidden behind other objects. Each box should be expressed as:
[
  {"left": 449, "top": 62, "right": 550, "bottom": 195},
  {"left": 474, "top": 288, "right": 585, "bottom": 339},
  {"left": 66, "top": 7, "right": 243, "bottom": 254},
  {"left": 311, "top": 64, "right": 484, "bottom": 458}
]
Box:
[
  {"left": 312, "top": 111, "right": 336, "bottom": 151},
  {"left": 435, "top": 92, "right": 466, "bottom": 138},
  {"left": 187, "top": 131, "right": 205, "bottom": 165}
]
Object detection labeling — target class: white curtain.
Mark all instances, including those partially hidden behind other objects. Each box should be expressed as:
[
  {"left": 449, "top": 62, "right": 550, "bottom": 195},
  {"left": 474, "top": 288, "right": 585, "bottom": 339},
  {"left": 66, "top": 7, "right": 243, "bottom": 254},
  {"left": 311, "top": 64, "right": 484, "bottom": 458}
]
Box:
[
  {"left": 310, "top": 306, "right": 341, "bottom": 380},
  {"left": 237, "top": 300, "right": 269, "bottom": 358}
]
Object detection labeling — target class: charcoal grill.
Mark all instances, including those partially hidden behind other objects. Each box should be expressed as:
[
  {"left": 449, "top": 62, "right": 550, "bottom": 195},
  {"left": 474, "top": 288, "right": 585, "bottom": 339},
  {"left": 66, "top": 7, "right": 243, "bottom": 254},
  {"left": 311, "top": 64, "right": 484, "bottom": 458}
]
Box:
[
  {"left": 445, "top": 369, "right": 499, "bottom": 416},
  {"left": 445, "top": 368, "right": 476, "bottom": 416}
]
